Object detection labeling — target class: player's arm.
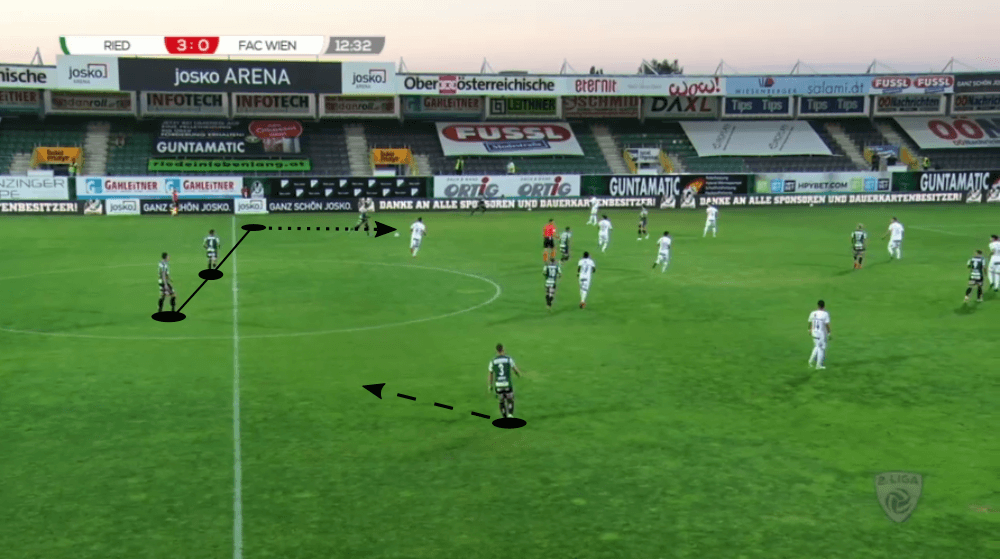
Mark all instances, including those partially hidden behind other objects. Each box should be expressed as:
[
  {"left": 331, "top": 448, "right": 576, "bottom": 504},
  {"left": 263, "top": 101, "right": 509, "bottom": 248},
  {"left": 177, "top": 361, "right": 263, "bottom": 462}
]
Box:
[
  {"left": 487, "top": 363, "right": 493, "bottom": 392},
  {"left": 512, "top": 365, "right": 522, "bottom": 377}
]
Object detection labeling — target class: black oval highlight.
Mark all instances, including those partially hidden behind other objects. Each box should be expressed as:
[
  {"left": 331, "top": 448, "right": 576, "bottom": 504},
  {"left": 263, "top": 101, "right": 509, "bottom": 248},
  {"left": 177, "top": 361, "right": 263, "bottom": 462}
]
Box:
[
  {"left": 492, "top": 417, "right": 527, "bottom": 429},
  {"left": 152, "top": 311, "right": 187, "bottom": 323},
  {"left": 199, "top": 269, "right": 224, "bottom": 281},
  {"left": 242, "top": 224, "right": 266, "bottom": 231}
]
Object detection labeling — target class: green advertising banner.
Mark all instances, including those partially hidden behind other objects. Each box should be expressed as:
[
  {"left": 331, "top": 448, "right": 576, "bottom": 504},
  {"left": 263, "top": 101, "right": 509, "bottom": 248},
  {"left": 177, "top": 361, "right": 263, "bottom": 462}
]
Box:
[{"left": 148, "top": 159, "right": 311, "bottom": 172}]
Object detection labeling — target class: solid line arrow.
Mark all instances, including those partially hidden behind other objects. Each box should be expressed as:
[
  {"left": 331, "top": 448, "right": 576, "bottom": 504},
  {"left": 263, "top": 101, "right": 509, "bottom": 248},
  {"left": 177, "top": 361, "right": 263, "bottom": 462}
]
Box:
[
  {"left": 363, "top": 383, "right": 385, "bottom": 399},
  {"left": 374, "top": 221, "right": 396, "bottom": 238}
]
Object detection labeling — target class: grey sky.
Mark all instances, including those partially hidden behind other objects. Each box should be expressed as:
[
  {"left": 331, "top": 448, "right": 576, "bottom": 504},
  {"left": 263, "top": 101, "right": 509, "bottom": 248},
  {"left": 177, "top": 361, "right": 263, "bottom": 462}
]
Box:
[{"left": 2, "top": 0, "right": 997, "bottom": 73}]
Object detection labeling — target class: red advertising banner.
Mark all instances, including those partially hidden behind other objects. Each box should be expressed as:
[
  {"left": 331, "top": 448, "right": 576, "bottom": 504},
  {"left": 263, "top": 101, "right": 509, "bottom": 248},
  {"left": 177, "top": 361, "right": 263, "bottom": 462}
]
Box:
[
  {"left": 562, "top": 96, "right": 641, "bottom": 118},
  {"left": 44, "top": 90, "right": 136, "bottom": 115},
  {"left": 869, "top": 75, "right": 954, "bottom": 95},
  {"left": 320, "top": 95, "right": 396, "bottom": 118}
]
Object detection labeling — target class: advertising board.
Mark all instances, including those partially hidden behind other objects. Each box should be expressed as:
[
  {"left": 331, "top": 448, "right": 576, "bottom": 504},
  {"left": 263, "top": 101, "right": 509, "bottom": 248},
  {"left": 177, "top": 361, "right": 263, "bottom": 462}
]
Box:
[
  {"left": 433, "top": 175, "right": 581, "bottom": 198},
  {"left": 893, "top": 117, "right": 1000, "bottom": 149},
  {"left": 642, "top": 96, "right": 719, "bottom": 119},
  {"left": 680, "top": 121, "right": 833, "bottom": 156},
  {"left": 436, "top": 122, "right": 585, "bottom": 157}
]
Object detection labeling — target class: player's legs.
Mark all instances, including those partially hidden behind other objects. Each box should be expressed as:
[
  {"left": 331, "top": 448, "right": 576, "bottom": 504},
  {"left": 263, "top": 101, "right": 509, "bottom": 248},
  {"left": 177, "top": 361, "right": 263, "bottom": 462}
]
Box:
[
  {"left": 989, "top": 262, "right": 999, "bottom": 290},
  {"left": 599, "top": 234, "right": 608, "bottom": 252},
  {"left": 158, "top": 285, "right": 165, "bottom": 312},
  {"left": 660, "top": 251, "right": 670, "bottom": 272},
  {"left": 895, "top": 241, "right": 902, "bottom": 259},
  {"left": 808, "top": 337, "right": 819, "bottom": 367},
  {"left": 411, "top": 238, "right": 420, "bottom": 257},
  {"left": 579, "top": 278, "right": 590, "bottom": 307},
  {"left": 888, "top": 240, "right": 895, "bottom": 258},
  {"left": 815, "top": 338, "right": 827, "bottom": 369},
  {"left": 588, "top": 211, "right": 597, "bottom": 225},
  {"left": 507, "top": 392, "right": 515, "bottom": 417}
]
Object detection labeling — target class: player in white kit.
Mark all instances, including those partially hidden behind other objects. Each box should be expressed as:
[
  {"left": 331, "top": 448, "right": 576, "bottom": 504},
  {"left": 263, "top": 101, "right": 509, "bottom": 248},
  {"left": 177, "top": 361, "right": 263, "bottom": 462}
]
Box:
[
  {"left": 882, "top": 217, "right": 904, "bottom": 260},
  {"left": 703, "top": 204, "right": 718, "bottom": 237},
  {"left": 652, "top": 231, "right": 672, "bottom": 272},
  {"left": 597, "top": 215, "right": 613, "bottom": 252},
  {"left": 988, "top": 234, "right": 1000, "bottom": 292},
  {"left": 587, "top": 196, "right": 600, "bottom": 225},
  {"left": 577, "top": 251, "right": 597, "bottom": 309},
  {"left": 410, "top": 217, "right": 426, "bottom": 257},
  {"left": 807, "top": 300, "right": 831, "bottom": 370}
]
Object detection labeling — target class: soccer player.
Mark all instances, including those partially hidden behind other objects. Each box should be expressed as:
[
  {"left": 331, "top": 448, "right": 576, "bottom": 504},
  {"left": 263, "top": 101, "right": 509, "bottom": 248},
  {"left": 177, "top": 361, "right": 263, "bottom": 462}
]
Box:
[
  {"left": 543, "top": 219, "right": 557, "bottom": 262},
  {"left": 170, "top": 187, "right": 179, "bottom": 217},
  {"left": 851, "top": 224, "right": 868, "bottom": 270},
  {"left": 577, "top": 250, "right": 597, "bottom": 308},
  {"left": 703, "top": 203, "right": 718, "bottom": 237},
  {"left": 882, "top": 217, "right": 904, "bottom": 260},
  {"left": 965, "top": 250, "right": 986, "bottom": 303},
  {"left": 356, "top": 197, "right": 375, "bottom": 236},
  {"left": 410, "top": 217, "right": 426, "bottom": 257},
  {"left": 158, "top": 252, "right": 177, "bottom": 313},
  {"left": 598, "top": 215, "right": 612, "bottom": 252},
  {"left": 471, "top": 193, "right": 487, "bottom": 216},
  {"left": 587, "top": 196, "right": 600, "bottom": 225},
  {"left": 988, "top": 234, "right": 1000, "bottom": 292},
  {"left": 637, "top": 205, "right": 649, "bottom": 240},
  {"left": 559, "top": 226, "right": 572, "bottom": 262},
  {"left": 489, "top": 343, "right": 523, "bottom": 419},
  {"left": 204, "top": 229, "right": 221, "bottom": 269},
  {"left": 543, "top": 257, "right": 562, "bottom": 310},
  {"left": 807, "top": 300, "right": 831, "bottom": 370},
  {"left": 653, "top": 231, "right": 672, "bottom": 272}
]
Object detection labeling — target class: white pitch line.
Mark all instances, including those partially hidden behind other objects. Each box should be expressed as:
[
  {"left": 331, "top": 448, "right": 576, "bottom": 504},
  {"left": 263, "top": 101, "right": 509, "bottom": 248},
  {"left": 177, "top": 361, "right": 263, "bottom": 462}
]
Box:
[
  {"left": 231, "top": 216, "right": 244, "bottom": 559},
  {"left": 908, "top": 225, "right": 970, "bottom": 237}
]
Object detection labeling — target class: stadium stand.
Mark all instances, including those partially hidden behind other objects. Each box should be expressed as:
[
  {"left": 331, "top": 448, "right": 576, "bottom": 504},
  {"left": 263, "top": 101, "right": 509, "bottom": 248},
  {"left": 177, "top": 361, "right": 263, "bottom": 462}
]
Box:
[
  {"left": 0, "top": 117, "right": 87, "bottom": 175},
  {"left": 879, "top": 117, "right": 1000, "bottom": 171}
]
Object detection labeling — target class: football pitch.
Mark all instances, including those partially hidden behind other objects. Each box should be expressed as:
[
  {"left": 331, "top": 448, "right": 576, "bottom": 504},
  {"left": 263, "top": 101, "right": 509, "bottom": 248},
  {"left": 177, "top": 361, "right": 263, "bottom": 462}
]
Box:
[{"left": 1, "top": 204, "right": 998, "bottom": 559}]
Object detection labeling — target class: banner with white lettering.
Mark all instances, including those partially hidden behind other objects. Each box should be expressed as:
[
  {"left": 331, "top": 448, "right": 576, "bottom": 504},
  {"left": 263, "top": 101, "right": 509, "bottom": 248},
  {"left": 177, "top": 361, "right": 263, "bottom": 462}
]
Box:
[
  {"left": 263, "top": 176, "right": 426, "bottom": 199},
  {"left": 235, "top": 197, "right": 268, "bottom": 214},
  {"left": 642, "top": 96, "right": 720, "bottom": 119},
  {"left": 567, "top": 76, "right": 725, "bottom": 97},
  {"left": 797, "top": 96, "right": 869, "bottom": 117},
  {"left": 398, "top": 74, "right": 566, "bottom": 96},
  {"left": 725, "top": 75, "right": 870, "bottom": 97},
  {"left": 869, "top": 75, "right": 954, "bottom": 95},
  {"left": 950, "top": 94, "right": 1000, "bottom": 115},
  {"left": 232, "top": 93, "right": 316, "bottom": 117},
  {"left": 893, "top": 116, "right": 1000, "bottom": 149},
  {"left": 44, "top": 90, "right": 136, "bottom": 115},
  {"left": 680, "top": 121, "right": 833, "bottom": 156},
  {"left": 433, "top": 175, "right": 581, "bottom": 198},
  {"left": 154, "top": 120, "right": 303, "bottom": 156},
  {"left": 754, "top": 172, "right": 890, "bottom": 194},
  {"left": 721, "top": 96, "right": 793, "bottom": 118},
  {"left": 341, "top": 62, "right": 396, "bottom": 95},
  {"left": 80, "top": 176, "right": 242, "bottom": 198},
  {"left": 873, "top": 95, "right": 945, "bottom": 115},
  {"left": 320, "top": 95, "right": 397, "bottom": 118},
  {"left": 0, "top": 176, "right": 70, "bottom": 200},
  {"left": 436, "top": 122, "right": 585, "bottom": 156},
  {"left": 140, "top": 199, "right": 234, "bottom": 214},
  {"left": 595, "top": 175, "right": 750, "bottom": 207},
  {"left": 561, "top": 96, "right": 641, "bottom": 118},
  {"left": 954, "top": 73, "right": 1000, "bottom": 94},
  {"left": 891, "top": 171, "right": 1000, "bottom": 196},
  {"left": 486, "top": 97, "right": 560, "bottom": 119},
  {"left": 0, "top": 200, "right": 85, "bottom": 214},
  {"left": 140, "top": 91, "right": 229, "bottom": 116},
  {"left": 402, "top": 96, "right": 483, "bottom": 118},
  {"left": 693, "top": 191, "right": 967, "bottom": 208},
  {"left": 118, "top": 58, "right": 342, "bottom": 93},
  {"left": 376, "top": 196, "right": 658, "bottom": 212},
  {"left": 0, "top": 89, "right": 43, "bottom": 112},
  {"left": 0, "top": 65, "right": 56, "bottom": 90}
]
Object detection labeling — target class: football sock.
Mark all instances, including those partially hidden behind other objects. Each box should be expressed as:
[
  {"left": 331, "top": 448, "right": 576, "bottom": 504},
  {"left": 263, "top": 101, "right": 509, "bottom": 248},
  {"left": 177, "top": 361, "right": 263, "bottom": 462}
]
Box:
[
  {"left": 581, "top": 289, "right": 589, "bottom": 303},
  {"left": 978, "top": 286, "right": 983, "bottom": 299},
  {"left": 170, "top": 296, "right": 176, "bottom": 311},
  {"left": 508, "top": 400, "right": 514, "bottom": 416},
  {"left": 412, "top": 247, "right": 419, "bottom": 257},
  {"left": 500, "top": 400, "right": 506, "bottom": 417},
  {"left": 816, "top": 348, "right": 825, "bottom": 368},
  {"left": 158, "top": 297, "right": 164, "bottom": 312},
  {"left": 809, "top": 347, "right": 818, "bottom": 365},
  {"left": 652, "top": 262, "right": 657, "bottom": 269},
  {"left": 966, "top": 287, "right": 973, "bottom": 296}
]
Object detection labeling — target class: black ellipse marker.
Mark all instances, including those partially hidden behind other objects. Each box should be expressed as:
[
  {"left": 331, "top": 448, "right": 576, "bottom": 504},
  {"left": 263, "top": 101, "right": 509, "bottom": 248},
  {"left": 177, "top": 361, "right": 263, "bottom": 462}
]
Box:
[
  {"left": 242, "top": 224, "right": 266, "bottom": 231},
  {"left": 199, "top": 268, "right": 224, "bottom": 281},
  {"left": 492, "top": 417, "right": 527, "bottom": 429},
  {"left": 152, "top": 311, "right": 186, "bottom": 323}
]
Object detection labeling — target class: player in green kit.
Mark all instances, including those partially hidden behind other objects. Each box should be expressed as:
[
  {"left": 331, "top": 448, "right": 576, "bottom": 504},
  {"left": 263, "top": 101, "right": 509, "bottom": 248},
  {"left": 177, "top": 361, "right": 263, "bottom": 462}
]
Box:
[
  {"left": 204, "top": 229, "right": 221, "bottom": 269},
  {"left": 158, "top": 252, "right": 176, "bottom": 313},
  {"left": 559, "top": 226, "right": 572, "bottom": 262},
  {"left": 543, "top": 257, "right": 562, "bottom": 310},
  {"left": 488, "top": 344, "right": 523, "bottom": 418},
  {"left": 851, "top": 224, "right": 867, "bottom": 270},
  {"left": 965, "top": 250, "right": 986, "bottom": 303}
]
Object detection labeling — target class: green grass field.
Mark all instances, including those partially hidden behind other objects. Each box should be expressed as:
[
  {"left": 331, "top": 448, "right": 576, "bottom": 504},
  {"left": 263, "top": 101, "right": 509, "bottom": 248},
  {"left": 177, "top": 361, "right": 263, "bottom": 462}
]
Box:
[{"left": 1, "top": 204, "right": 998, "bottom": 559}]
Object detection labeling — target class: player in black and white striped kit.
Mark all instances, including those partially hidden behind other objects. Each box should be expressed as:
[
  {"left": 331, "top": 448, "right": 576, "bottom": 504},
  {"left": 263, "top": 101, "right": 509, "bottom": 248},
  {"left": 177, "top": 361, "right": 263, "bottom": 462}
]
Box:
[{"left": 158, "top": 252, "right": 176, "bottom": 313}]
